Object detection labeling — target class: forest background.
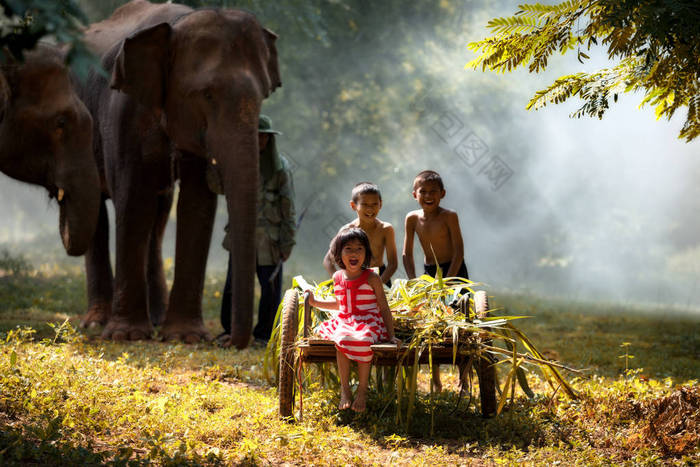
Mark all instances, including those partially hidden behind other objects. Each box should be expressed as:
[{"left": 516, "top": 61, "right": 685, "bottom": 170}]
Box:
[{"left": 1, "top": 0, "right": 700, "bottom": 310}]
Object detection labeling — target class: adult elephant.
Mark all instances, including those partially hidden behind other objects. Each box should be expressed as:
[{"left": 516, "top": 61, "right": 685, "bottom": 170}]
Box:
[
  {"left": 79, "top": 0, "right": 281, "bottom": 347},
  {"left": 0, "top": 44, "right": 100, "bottom": 256}
]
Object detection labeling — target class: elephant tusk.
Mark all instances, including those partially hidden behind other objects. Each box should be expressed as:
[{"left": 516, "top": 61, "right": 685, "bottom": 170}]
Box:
[
  {"left": 211, "top": 158, "right": 217, "bottom": 165},
  {"left": 57, "top": 188, "right": 65, "bottom": 202}
]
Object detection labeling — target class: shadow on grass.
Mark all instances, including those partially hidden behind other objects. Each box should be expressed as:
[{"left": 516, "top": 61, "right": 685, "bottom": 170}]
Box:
[
  {"left": 0, "top": 273, "right": 229, "bottom": 341},
  {"left": 0, "top": 274, "right": 86, "bottom": 341},
  {"left": 0, "top": 418, "right": 226, "bottom": 466},
  {"left": 312, "top": 386, "right": 557, "bottom": 453},
  {"left": 0, "top": 417, "right": 110, "bottom": 466}
]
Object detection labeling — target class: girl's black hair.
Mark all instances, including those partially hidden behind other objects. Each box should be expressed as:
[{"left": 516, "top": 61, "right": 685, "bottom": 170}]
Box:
[{"left": 330, "top": 227, "right": 373, "bottom": 270}]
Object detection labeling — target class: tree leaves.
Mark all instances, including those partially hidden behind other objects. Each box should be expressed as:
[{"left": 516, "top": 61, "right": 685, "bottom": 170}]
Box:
[
  {"left": 0, "top": 0, "right": 98, "bottom": 80},
  {"left": 467, "top": 0, "right": 700, "bottom": 142}
]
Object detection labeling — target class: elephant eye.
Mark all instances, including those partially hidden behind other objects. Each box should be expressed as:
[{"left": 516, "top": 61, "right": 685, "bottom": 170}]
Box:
[
  {"left": 203, "top": 90, "right": 214, "bottom": 102},
  {"left": 56, "top": 115, "right": 67, "bottom": 129}
]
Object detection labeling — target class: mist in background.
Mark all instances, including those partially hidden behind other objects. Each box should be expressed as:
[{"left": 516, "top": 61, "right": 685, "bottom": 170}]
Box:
[{"left": 1, "top": 0, "right": 698, "bottom": 310}]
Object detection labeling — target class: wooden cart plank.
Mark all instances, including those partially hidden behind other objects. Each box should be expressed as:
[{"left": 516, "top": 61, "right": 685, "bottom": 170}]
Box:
[
  {"left": 301, "top": 354, "right": 473, "bottom": 365},
  {"left": 299, "top": 343, "right": 479, "bottom": 363},
  {"left": 304, "top": 338, "right": 335, "bottom": 345},
  {"left": 297, "top": 338, "right": 481, "bottom": 368},
  {"left": 298, "top": 340, "right": 474, "bottom": 349}
]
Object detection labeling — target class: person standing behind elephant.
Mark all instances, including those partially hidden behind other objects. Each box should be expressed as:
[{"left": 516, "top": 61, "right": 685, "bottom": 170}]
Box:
[{"left": 217, "top": 115, "right": 296, "bottom": 347}]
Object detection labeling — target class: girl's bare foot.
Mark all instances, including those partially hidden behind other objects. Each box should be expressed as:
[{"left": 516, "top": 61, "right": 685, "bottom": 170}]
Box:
[
  {"left": 351, "top": 389, "right": 367, "bottom": 412},
  {"left": 431, "top": 365, "right": 443, "bottom": 393},
  {"left": 339, "top": 389, "right": 352, "bottom": 410}
]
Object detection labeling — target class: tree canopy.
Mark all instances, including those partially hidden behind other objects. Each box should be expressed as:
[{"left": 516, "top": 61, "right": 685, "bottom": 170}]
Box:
[
  {"left": 467, "top": 0, "right": 700, "bottom": 142},
  {"left": 0, "top": 0, "right": 94, "bottom": 77}
]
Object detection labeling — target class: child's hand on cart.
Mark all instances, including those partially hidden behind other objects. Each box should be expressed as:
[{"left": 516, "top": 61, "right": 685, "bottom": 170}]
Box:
[
  {"left": 303, "top": 290, "right": 339, "bottom": 312},
  {"left": 387, "top": 336, "right": 402, "bottom": 347},
  {"left": 303, "top": 290, "right": 320, "bottom": 308}
]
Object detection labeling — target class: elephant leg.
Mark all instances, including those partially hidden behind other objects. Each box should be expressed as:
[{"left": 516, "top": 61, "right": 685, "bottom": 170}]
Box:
[
  {"left": 147, "top": 189, "right": 173, "bottom": 326},
  {"left": 81, "top": 196, "right": 113, "bottom": 329},
  {"left": 101, "top": 179, "right": 158, "bottom": 341},
  {"left": 161, "top": 155, "right": 216, "bottom": 343}
]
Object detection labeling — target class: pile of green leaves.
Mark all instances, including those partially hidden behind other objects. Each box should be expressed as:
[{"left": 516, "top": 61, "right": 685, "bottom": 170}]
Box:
[{"left": 468, "top": 0, "right": 700, "bottom": 141}]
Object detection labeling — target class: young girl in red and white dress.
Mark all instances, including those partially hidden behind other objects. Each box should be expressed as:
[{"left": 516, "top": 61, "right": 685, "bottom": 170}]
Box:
[{"left": 305, "top": 228, "right": 400, "bottom": 412}]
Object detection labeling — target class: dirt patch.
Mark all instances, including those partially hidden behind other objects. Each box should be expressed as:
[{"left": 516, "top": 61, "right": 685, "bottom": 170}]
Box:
[{"left": 629, "top": 385, "right": 700, "bottom": 456}]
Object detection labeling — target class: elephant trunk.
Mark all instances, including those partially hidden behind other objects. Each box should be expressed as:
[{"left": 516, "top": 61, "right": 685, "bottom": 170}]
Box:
[
  {"left": 210, "top": 111, "right": 260, "bottom": 349},
  {"left": 55, "top": 139, "right": 101, "bottom": 256}
]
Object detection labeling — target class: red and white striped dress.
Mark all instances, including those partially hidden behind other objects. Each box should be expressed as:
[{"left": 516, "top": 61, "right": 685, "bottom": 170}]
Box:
[{"left": 315, "top": 269, "right": 389, "bottom": 363}]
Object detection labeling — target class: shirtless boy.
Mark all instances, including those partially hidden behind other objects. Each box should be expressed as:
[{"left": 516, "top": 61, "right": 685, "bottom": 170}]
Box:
[
  {"left": 324, "top": 182, "right": 398, "bottom": 285},
  {"left": 403, "top": 170, "right": 469, "bottom": 391}
]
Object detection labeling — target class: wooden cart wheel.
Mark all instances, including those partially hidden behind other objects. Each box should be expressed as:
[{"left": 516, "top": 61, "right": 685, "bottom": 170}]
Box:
[
  {"left": 474, "top": 290, "right": 497, "bottom": 417},
  {"left": 278, "top": 289, "right": 299, "bottom": 418}
]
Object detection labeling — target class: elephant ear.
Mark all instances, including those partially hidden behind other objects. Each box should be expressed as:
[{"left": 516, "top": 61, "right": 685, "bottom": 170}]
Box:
[
  {"left": 111, "top": 22, "right": 171, "bottom": 109},
  {"left": 0, "top": 48, "right": 15, "bottom": 122},
  {"left": 263, "top": 28, "right": 281, "bottom": 93},
  {"left": 0, "top": 71, "right": 10, "bottom": 123}
]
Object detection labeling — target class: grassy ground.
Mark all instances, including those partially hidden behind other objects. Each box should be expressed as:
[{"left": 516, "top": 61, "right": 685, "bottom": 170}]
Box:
[
  {"left": 491, "top": 292, "right": 700, "bottom": 381},
  {"left": 0, "top": 268, "right": 698, "bottom": 465}
]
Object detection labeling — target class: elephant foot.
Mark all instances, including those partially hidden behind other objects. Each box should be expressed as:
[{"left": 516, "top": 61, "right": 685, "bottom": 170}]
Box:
[
  {"left": 80, "top": 302, "right": 111, "bottom": 329},
  {"left": 149, "top": 301, "right": 167, "bottom": 327},
  {"left": 150, "top": 312, "right": 165, "bottom": 328},
  {"left": 217, "top": 334, "right": 234, "bottom": 348},
  {"left": 101, "top": 318, "right": 153, "bottom": 341},
  {"left": 160, "top": 321, "right": 212, "bottom": 344}
]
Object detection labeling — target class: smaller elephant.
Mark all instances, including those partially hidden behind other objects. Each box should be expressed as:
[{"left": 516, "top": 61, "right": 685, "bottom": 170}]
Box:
[{"left": 0, "top": 44, "right": 100, "bottom": 255}]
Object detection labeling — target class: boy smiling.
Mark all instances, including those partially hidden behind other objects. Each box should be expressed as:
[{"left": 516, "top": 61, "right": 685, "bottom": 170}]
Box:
[{"left": 324, "top": 182, "right": 398, "bottom": 285}]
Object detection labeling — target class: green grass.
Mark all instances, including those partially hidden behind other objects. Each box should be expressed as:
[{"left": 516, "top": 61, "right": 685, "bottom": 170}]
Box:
[
  {"left": 0, "top": 270, "right": 698, "bottom": 465},
  {"left": 492, "top": 292, "right": 700, "bottom": 381}
]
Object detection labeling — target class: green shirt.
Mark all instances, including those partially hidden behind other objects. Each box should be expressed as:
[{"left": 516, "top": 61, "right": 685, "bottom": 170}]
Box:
[
  {"left": 254, "top": 154, "right": 296, "bottom": 265},
  {"left": 217, "top": 151, "right": 296, "bottom": 265}
]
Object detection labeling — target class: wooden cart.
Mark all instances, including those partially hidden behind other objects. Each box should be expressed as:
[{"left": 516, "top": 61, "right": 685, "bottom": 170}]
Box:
[{"left": 277, "top": 288, "right": 498, "bottom": 418}]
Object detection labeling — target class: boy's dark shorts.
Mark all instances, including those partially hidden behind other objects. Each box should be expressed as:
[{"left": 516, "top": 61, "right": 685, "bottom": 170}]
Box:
[
  {"left": 424, "top": 260, "right": 469, "bottom": 280},
  {"left": 378, "top": 264, "right": 392, "bottom": 287}
]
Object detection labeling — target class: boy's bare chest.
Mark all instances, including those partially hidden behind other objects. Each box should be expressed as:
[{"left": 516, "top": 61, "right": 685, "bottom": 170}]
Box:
[
  {"left": 355, "top": 227, "right": 384, "bottom": 265},
  {"left": 416, "top": 219, "right": 449, "bottom": 241},
  {"left": 354, "top": 221, "right": 385, "bottom": 253},
  {"left": 368, "top": 234, "right": 385, "bottom": 256}
]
